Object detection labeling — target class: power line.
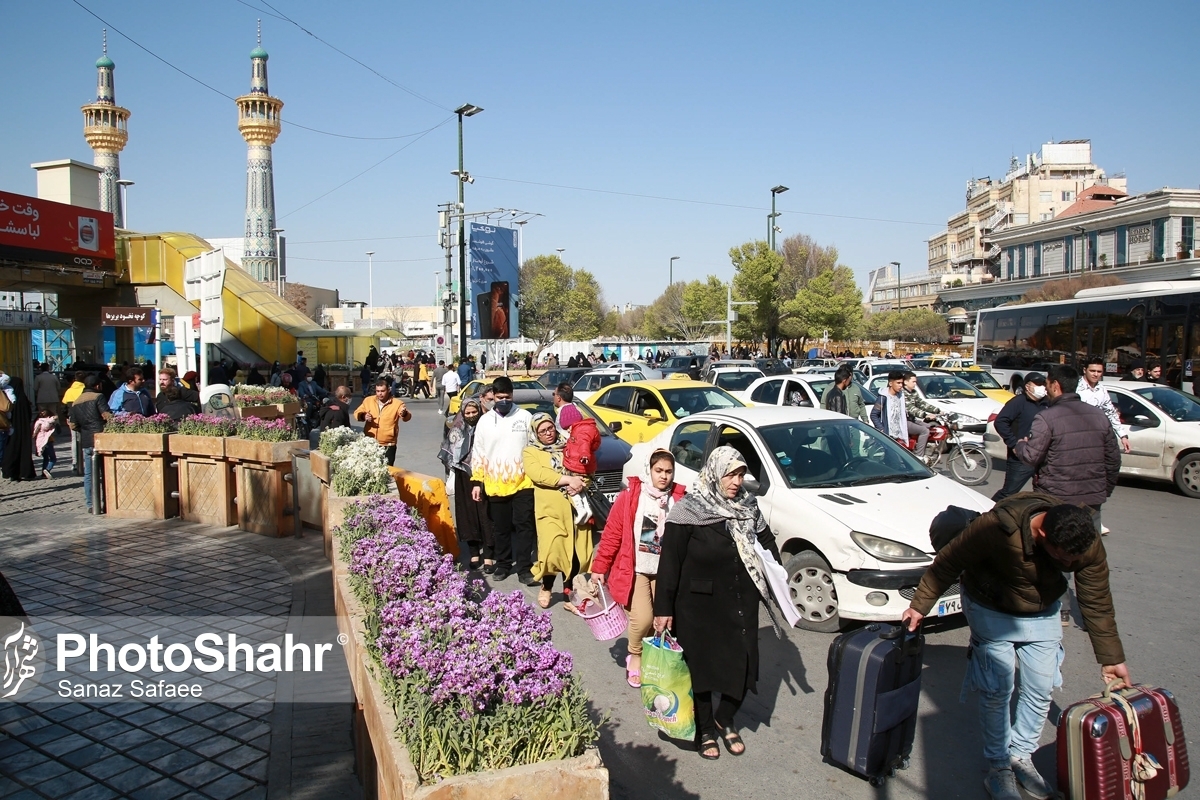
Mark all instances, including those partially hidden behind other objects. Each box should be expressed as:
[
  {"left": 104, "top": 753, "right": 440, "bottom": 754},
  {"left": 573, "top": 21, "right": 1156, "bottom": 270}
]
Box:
[
  {"left": 288, "top": 234, "right": 434, "bottom": 245},
  {"left": 475, "top": 174, "right": 943, "bottom": 227},
  {"left": 288, "top": 255, "right": 442, "bottom": 264},
  {"left": 70, "top": 0, "right": 442, "bottom": 141}
]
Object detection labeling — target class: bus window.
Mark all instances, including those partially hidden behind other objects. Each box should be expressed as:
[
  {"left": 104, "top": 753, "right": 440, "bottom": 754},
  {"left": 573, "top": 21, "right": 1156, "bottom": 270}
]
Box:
[
  {"left": 994, "top": 313, "right": 1018, "bottom": 350},
  {"left": 1018, "top": 314, "right": 1044, "bottom": 360},
  {"left": 1046, "top": 313, "right": 1074, "bottom": 365}
]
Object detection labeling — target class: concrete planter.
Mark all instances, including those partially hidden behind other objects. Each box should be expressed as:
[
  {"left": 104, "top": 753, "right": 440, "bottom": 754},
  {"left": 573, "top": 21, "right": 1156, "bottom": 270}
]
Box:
[
  {"left": 332, "top": 559, "right": 608, "bottom": 800},
  {"left": 168, "top": 435, "right": 237, "bottom": 527},
  {"left": 94, "top": 432, "right": 178, "bottom": 519},
  {"left": 234, "top": 402, "right": 301, "bottom": 422},
  {"left": 226, "top": 438, "right": 306, "bottom": 537}
]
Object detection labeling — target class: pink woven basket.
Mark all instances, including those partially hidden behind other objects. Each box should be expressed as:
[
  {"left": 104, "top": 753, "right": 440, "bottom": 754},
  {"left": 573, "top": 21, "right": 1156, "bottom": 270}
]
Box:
[{"left": 578, "top": 583, "right": 628, "bottom": 641}]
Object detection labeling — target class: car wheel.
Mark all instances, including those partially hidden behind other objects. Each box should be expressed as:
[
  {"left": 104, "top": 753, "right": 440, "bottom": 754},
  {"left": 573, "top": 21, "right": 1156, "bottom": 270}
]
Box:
[
  {"left": 1174, "top": 452, "right": 1200, "bottom": 499},
  {"left": 784, "top": 550, "right": 841, "bottom": 633}
]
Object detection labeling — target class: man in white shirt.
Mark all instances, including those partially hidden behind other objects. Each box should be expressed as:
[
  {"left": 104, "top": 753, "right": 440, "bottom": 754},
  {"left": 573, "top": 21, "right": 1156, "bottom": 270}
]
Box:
[
  {"left": 1079, "top": 357, "right": 1131, "bottom": 454},
  {"left": 440, "top": 365, "right": 462, "bottom": 416}
]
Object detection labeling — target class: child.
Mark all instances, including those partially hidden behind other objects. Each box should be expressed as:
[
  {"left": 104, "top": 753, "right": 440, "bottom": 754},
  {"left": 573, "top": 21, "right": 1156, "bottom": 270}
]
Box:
[
  {"left": 33, "top": 409, "right": 57, "bottom": 479},
  {"left": 557, "top": 404, "right": 600, "bottom": 524}
]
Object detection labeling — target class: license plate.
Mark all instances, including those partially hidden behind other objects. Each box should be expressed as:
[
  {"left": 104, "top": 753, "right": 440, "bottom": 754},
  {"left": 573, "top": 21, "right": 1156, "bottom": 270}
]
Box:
[
  {"left": 936, "top": 596, "right": 962, "bottom": 617},
  {"left": 604, "top": 492, "right": 618, "bottom": 502}
]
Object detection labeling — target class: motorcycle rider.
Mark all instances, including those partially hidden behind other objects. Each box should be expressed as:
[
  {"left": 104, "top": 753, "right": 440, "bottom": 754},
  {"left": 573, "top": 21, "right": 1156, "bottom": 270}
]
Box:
[{"left": 902, "top": 371, "right": 941, "bottom": 458}]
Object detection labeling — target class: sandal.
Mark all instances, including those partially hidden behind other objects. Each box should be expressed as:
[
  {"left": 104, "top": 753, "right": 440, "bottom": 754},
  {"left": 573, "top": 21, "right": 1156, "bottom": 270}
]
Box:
[
  {"left": 697, "top": 736, "right": 720, "bottom": 760},
  {"left": 625, "top": 655, "right": 641, "bottom": 688},
  {"left": 561, "top": 589, "right": 578, "bottom": 615},
  {"left": 717, "top": 726, "right": 745, "bottom": 756},
  {"left": 481, "top": 561, "right": 496, "bottom": 575},
  {"left": 468, "top": 557, "right": 482, "bottom": 571},
  {"left": 537, "top": 589, "right": 552, "bottom": 609}
]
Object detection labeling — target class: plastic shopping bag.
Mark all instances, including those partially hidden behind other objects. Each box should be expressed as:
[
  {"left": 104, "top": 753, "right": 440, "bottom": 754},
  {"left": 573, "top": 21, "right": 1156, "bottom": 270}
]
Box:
[{"left": 640, "top": 631, "right": 696, "bottom": 741}]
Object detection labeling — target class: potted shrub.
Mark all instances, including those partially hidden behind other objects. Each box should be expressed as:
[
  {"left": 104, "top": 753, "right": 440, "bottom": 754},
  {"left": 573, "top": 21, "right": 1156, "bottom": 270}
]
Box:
[
  {"left": 231, "top": 384, "right": 301, "bottom": 421},
  {"left": 170, "top": 414, "right": 239, "bottom": 526},
  {"left": 227, "top": 417, "right": 306, "bottom": 537},
  {"left": 94, "top": 414, "right": 178, "bottom": 519}
]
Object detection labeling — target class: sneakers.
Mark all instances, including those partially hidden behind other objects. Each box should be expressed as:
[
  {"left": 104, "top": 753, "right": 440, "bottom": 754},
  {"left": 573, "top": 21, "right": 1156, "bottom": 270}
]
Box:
[
  {"left": 42, "top": 469, "right": 52, "bottom": 479},
  {"left": 1010, "top": 757, "right": 1054, "bottom": 800},
  {"left": 983, "top": 767, "right": 1022, "bottom": 800}
]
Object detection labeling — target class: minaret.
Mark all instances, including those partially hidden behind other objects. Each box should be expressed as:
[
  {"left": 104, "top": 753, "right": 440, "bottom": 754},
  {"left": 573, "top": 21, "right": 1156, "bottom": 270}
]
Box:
[
  {"left": 237, "top": 21, "right": 284, "bottom": 283},
  {"left": 81, "top": 31, "right": 130, "bottom": 227}
]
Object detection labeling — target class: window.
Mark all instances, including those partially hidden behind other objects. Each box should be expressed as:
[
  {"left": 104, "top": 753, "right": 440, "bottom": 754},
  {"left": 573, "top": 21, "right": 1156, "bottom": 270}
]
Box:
[
  {"left": 716, "top": 425, "right": 766, "bottom": 483},
  {"left": 1039, "top": 191, "right": 1052, "bottom": 203},
  {"left": 749, "top": 379, "right": 782, "bottom": 405},
  {"left": 1062, "top": 190, "right": 1075, "bottom": 202},
  {"left": 631, "top": 388, "right": 665, "bottom": 416},
  {"left": 669, "top": 422, "right": 711, "bottom": 472},
  {"left": 759, "top": 420, "right": 929, "bottom": 489},
  {"left": 1110, "top": 392, "right": 1159, "bottom": 428},
  {"left": 783, "top": 381, "right": 813, "bottom": 407},
  {"left": 595, "top": 385, "right": 634, "bottom": 411}
]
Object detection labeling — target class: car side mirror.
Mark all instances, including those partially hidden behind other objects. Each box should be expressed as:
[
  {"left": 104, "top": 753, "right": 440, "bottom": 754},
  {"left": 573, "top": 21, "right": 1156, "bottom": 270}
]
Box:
[
  {"left": 643, "top": 409, "right": 665, "bottom": 422},
  {"left": 742, "top": 475, "right": 766, "bottom": 496},
  {"left": 1131, "top": 413, "right": 1159, "bottom": 428},
  {"left": 609, "top": 421, "right": 623, "bottom": 432}
]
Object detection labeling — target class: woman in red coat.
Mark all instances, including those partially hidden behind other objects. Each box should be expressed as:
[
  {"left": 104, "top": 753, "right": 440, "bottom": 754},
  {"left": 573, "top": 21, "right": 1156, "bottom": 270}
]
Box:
[{"left": 591, "top": 449, "right": 686, "bottom": 688}]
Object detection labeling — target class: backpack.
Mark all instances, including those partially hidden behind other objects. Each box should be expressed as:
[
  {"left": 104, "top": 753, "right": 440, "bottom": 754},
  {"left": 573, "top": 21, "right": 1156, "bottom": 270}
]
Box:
[
  {"left": 928, "top": 505, "right": 981, "bottom": 551},
  {"left": 0, "top": 390, "right": 10, "bottom": 431}
]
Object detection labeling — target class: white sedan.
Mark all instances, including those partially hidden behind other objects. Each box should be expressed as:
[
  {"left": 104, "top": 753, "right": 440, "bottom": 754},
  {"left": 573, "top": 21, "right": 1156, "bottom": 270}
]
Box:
[
  {"left": 983, "top": 382, "right": 1200, "bottom": 498},
  {"left": 745, "top": 374, "right": 834, "bottom": 408},
  {"left": 705, "top": 367, "right": 765, "bottom": 401},
  {"left": 866, "top": 371, "right": 1002, "bottom": 432},
  {"left": 624, "top": 407, "right": 993, "bottom": 631}
]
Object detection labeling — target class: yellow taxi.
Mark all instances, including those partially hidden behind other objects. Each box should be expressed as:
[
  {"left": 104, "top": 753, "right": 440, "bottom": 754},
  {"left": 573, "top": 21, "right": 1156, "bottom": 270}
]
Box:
[
  {"left": 935, "top": 367, "right": 1012, "bottom": 404},
  {"left": 584, "top": 380, "right": 745, "bottom": 444},
  {"left": 448, "top": 377, "right": 542, "bottom": 416}
]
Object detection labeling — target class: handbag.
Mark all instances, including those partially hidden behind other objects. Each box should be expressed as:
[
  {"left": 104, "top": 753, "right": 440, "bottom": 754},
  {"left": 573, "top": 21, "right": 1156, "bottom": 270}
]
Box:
[
  {"left": 640, "top": 630, "right": 696, "bottom": 741},
  {"left": 583, "top": 480, "right": 612, "bottom": 530}
]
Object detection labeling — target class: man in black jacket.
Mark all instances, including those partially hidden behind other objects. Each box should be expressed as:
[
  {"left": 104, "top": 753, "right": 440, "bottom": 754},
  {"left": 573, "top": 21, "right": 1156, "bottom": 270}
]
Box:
[
  {"left": 991, "top": 374, "right": 1049, "bottom": 501},
  {"left": 67, "top": 374, "right": 110, "bottom": 513}
]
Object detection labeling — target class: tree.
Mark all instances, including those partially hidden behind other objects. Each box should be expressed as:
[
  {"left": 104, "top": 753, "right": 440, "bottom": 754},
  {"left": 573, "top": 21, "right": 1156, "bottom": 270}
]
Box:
[
  {"left": 518, "top": 254, "right": 604, "bottom": 356},
  {"left": 1017, "top": 274, "right": 1123, "bottom": 304},
  {"left": 599, "top": 305, "right": 648, "bottom": 337},
  {"left": 782, "top": 266, "right": 864, "bottom": 342},
  {"left": 778, "top": 234, "right": 840, "bottom": 300},
  {"left": 729, "top": 241, "right": 784, "bottom": 345},
  {"left": 865, "top": 308, "right": 947, "bottom": 343},
  {"left": 642, "top": 276, "right": 728, "bottom": 340}
]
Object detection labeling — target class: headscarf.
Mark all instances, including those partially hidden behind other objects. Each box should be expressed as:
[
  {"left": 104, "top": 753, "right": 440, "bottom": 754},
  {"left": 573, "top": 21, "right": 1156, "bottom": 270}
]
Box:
[
  {"left": 667, "top": 445, "right": 784, "bottom": 636},
  {"left": 527, "top": 412, "right": 567, "bottom": 453},
  {"left": 438, "top": 397, "right": 482, "bottom": 472},
  {"left": 636, "top": 449, "right": 676, "bottom": 548},
  {"left": 1, "top": 377, "right": 37, "bottom": 481}
]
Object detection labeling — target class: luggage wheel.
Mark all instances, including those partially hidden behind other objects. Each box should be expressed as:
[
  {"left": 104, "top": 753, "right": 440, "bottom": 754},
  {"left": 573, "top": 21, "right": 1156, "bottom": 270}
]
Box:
[{"left": 869, "top": 776, "right": 887, "bottom": 787}]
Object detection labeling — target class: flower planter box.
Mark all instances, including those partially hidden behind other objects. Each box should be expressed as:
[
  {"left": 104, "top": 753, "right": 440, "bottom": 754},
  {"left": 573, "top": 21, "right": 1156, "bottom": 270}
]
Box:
[
  {"left": 94, "top": 432, "right": 179, "bottom": 520},
  {"left": 332, "top": 556, "right": 608, "bottom": 800},
  {"left": 226, "top": 438, "right": 306, "bottom": 537},
  {"left": 310, "top": 450, "right": 332, "bottom": 483},
  {"left": 168, "top": 435, "right": 237, "bottom": 527},
  {"left": 235, "top": 402, "right": 301, "bottom": 422},
  {"left": 323, "top": 481, "right": 399, "bottom": 561}
]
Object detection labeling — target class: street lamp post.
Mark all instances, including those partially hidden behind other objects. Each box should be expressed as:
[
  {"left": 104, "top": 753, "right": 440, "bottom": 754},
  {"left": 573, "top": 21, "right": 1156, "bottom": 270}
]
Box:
[
  {"left": 455, "top": 103, "right": 484, "bottom": 361},
  {"left": 891, "top": 261, "right": 901, "bottom": 311},
  {"left": 669, "top": 256, "right": 680, "bottom": 288},
  {"left": 770, "top": 185, "right": 789, "bottom": 250},
  {"left": 366, "top": 251, "right": 375, "bottom": 325},
  {"left": 271, "top": 228, "right": 285, "bottom": 296},
  {"left": 116, "top": 179, "right": 134, "bottom": 230}
]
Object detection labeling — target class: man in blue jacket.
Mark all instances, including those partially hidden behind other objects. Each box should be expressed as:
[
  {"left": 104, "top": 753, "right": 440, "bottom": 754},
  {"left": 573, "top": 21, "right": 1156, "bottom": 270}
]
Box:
[
  {"left": 107, "top": 367, "right": 156, "bottom": 417},
  {"left": 991, "top": 373, "right": 1049, "bottom": 500}
]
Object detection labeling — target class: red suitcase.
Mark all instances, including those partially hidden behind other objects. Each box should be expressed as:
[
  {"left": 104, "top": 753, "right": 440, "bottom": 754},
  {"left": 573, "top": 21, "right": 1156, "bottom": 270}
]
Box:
[{"left": 1057, "top": 682, "right": 1189, "bottom": 800}]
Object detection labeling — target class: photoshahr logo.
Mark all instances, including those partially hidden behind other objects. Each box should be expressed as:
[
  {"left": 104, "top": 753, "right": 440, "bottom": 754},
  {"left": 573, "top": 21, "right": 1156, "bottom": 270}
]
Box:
[{"left": 2, "top": 619, "right": 41, "bottom": 699}]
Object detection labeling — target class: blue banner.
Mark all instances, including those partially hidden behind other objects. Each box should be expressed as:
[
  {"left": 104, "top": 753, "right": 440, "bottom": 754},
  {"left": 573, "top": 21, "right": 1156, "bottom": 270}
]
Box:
[{"left": 469, "top": 223, "right": 520, "bottom": 339}]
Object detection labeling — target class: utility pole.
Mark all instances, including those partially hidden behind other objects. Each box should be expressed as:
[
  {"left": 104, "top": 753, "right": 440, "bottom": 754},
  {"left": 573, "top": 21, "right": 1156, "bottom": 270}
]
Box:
[
  {"left": 455, "top": 103, "right": 483, "bottom": 361},
  {"left": 770, "top": 185, "right": 789, "bottom": 250},
  {"left": 439, "top": 202, "right": 456, "bottom": 359},
  {"left": 705, "top": 283, "right": 755, "bottom": 356},
  {"left": 669, "top": 255, "right": 679, "bottom": 288},
  {"left": 891, "top": 261, "right": 901, "bottom": 311}
]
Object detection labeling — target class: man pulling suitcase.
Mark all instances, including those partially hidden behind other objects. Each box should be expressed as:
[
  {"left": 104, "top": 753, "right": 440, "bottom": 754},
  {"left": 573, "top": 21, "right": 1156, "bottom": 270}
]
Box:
[{"left": 901, "top": 493, "right": 1130, "bottom": 800}]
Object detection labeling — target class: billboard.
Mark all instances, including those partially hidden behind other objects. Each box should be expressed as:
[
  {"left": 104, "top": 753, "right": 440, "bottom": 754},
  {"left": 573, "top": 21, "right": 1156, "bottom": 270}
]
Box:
[
  {"left": 469, "top": 223, "right": 519, "bottom": 339},
  {"left": 0, "top": 190, "right": 116, "bottom": 271}
]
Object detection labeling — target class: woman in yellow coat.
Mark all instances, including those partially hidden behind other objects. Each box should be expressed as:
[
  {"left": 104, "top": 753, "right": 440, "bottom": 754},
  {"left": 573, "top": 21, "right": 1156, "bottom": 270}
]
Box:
[{"left": 522, "top": 412, "right": 593, "bottom": 611}]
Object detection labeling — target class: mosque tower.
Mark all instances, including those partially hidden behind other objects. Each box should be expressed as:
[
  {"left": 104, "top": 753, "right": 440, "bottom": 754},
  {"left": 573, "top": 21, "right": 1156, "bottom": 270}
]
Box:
[
  {"left": 81, "top": 31, "right": 130, "bottom": 227},
  {"left": 236, "top": 21, "right": 284, "bottom": 282}
]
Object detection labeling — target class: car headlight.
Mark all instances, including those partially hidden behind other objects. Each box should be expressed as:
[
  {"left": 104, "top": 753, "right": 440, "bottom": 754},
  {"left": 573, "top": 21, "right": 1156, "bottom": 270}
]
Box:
[
  {"left": 850, "top": 531, "right": 932, "bottom": 563},
  {"left": 952, "top": 413, "right": 982, "bottom": 426}
]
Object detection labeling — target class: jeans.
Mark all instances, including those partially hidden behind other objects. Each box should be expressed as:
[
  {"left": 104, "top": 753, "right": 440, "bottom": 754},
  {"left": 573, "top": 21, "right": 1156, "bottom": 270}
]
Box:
[
  {"left": 40, "top": 444, "right": 56, "bottom": 474},
  {"left": 488, "top": 488, "right": 535, "bottom": 574},
  {"left": 907, "top": 420, "right": 931, "bottom": 456},
  {"left": 962, "top": 594, "right": 1064, "bottom": 768},
  {"left": 992, "top": 456, "right": 1036, "bottom": 501},
  {"left": 0, "top": 429, "right": 7, "bottom": 464},
  {"left": 82, "top": 447, "right": 94, "bottom": 509}
]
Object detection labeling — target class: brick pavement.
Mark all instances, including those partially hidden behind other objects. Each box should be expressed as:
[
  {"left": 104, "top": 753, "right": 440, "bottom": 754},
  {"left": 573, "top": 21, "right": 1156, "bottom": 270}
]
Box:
[{"left": 0, "top": 476, "right": 361, "bottom": 800}]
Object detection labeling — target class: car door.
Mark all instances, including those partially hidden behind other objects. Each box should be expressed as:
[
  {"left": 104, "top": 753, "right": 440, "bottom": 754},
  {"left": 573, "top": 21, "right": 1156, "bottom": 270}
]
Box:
[
  {"left": 782, "top": 379, "right": 816, "bottom": 407},
  {"left": 1109, "top": 390, "right": 1169, "bottom": 475},
  {"left": 628, "top": 387, "right": 670, "bottom": 443},
  {"left": 749, "top": 378, "right": 784, "bottom": 406},
  {"left": 592, "top": 384, "right": 640, "bottom": 442},
  {"left": 668, "top": 419, "right": 714, "bottom": 485},
  {"left": 709, "top": 422, "right": 775, "bottom": 525}
]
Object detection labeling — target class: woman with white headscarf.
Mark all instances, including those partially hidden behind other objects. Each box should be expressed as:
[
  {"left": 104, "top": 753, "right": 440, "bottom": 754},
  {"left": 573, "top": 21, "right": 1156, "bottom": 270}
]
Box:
[
  {"left": 591, "top": 448, "right": 686, "bottom": 689},
  {"left": 653, "top": 446, "right": 785, "bottom": 761}
]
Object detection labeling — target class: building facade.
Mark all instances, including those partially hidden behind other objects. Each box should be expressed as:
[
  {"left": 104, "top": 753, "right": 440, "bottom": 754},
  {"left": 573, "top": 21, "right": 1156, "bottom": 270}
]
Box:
[{"left": 866, "top": 263, "right": 942, "bottom": 312}]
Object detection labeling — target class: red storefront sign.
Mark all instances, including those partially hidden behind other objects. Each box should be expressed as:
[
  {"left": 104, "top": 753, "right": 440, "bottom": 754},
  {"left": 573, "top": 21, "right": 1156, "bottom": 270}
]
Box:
[{"left": 0, "top": 190, "right": 116, "bottom": 271}]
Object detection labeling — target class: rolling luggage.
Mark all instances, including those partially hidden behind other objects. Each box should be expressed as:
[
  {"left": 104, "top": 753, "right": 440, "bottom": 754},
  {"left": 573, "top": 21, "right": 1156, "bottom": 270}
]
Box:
[
  {"left": 1057, "top": 682, "right": 1189, "bottom": 800},
  {"left": 821, "top": 623, "right": 924, "bottom": 786}
]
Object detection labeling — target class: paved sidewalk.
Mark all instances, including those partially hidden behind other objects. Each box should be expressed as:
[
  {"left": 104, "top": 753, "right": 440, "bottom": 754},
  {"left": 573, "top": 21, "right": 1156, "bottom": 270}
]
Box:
[{"left": 0, "top": 477, "right": 362, "bottom": 800}]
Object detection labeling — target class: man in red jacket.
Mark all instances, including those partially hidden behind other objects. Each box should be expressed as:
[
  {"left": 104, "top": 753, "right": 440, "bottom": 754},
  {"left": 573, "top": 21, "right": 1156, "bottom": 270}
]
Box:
[{"left": 591, "top": 449, "right": 687, "bottom": 688}]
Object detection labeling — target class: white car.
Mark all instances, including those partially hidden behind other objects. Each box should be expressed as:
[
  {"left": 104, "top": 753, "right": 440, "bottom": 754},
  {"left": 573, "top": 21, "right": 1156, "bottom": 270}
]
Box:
[
  {"left": 745, "top": 374, "right": 834, "bottom": 409},
  {"left": 624, "top": 407, "right": 994, "bottom": 631},
  {"left": 866, "top": 371, "right": 1002, "bottom": 433},
  {"left": 572, "top": 369, "right": 643, "bottom": 404},
  {"left": 706, "top": 367, "right": 765, "bottom": 401},
  {"left": 596, "top": 361, "right": 663, "bottom": 380},
  {"left": 983, "top": 382, "right": 1200, "bottom": 498}
]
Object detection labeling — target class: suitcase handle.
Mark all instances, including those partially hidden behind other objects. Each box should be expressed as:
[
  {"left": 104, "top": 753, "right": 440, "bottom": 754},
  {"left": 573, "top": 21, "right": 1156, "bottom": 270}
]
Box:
[{"left": 881, "top": 623, "right": 923, "bottom": 656}]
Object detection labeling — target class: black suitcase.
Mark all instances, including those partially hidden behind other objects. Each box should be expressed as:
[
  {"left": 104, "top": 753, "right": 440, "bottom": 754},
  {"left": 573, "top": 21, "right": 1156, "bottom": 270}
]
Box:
[{"left": 821, "top": 623, "right": 924, "bottom": 786}]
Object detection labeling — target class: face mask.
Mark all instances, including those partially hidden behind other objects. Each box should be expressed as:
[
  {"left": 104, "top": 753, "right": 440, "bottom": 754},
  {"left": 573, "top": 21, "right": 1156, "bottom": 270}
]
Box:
[
  {"left": 494, "top": 399, "right": 513, "bottom": 415},
  {"left": 306, "top": 376, "right": 313, "bottom": 382},
  {"left": 481, "top": 398, "right": 496, "bottom": 411},
  {"left": 1030, "top": 386, "right": 1047, "bottom": 399}
]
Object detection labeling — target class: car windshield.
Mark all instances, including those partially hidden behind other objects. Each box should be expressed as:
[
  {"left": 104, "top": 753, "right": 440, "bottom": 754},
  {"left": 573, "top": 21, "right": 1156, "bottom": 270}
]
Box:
[
  {"left": 663, "top": 356, "right": 692, "bottom": 369},
  {"left": 1135, "top": 387, "right": 1200, "bottom": 422},
  {"left": 658, "top": 387, "right": 744, "bottom": 418},
  {"left": 714, "top": 371, "right": 763, "bottom": 392},
  {"left": 916, "top": 375, "right": 986, "bottom": 399},
  {"left": 759, "top": 419, "right": 931, "bottom": 489},
  {"left": 576, "top": 373, "right": 620, "bottom": 391},
  {"left": 956, "top": 371, "right": 1003, "bottom": 390},
  {"left": 804, "top": 378, "right": 834, "bottom": 399}
]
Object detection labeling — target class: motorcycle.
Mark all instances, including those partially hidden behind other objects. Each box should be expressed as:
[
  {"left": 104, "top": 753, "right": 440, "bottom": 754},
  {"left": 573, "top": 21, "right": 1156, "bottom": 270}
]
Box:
[{"left": 904, "top": 412, "right": 991, "bottom": 485}]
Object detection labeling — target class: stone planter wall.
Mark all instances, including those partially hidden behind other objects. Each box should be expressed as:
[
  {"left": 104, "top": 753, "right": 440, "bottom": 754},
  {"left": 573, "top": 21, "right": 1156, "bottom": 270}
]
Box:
[
  {"left": 226, "top": 439, "right": 306, "bottom": 537},
  {"left": 94, "top": 432, "right": 178, "bottom": 520},
  {"left": 332, "top": 557, "right": 608, "bottom": 800},
  {"left": 169, "top": 435, "right": 237, "bottom": 527},
  {"left": 234, "top": 402, "right": 301, "bottom": 422}
]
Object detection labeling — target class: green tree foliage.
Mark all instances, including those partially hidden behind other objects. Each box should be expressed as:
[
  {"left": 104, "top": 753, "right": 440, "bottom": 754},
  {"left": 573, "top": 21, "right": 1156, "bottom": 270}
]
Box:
[
  {"left": 643, "top": 276, "right": 728, "bottom": 340},
  {"left": 778, "top": 234, "right": 841, "bottom": 301},
  {"left": 781, "top": 266, "right": 864, "bottom": 341},
  {"left": 865, "top": 308, "right": 948, "bottom": 343},
  {"left": 518, "top": 254, "right": 604, "bottom": 355},
  {"left": 599, "top": 305, "right": 647, "bottom": 337},
  {"left": 1017, "top": 273, "right": 1123, "bottom": 304},
  {"left": 729, "top": 241, "right": 784, "bottom": 344}
]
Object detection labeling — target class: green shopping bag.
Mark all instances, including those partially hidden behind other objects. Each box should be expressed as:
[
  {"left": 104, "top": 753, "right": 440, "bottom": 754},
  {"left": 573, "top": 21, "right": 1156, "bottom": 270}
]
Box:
[{"left": 641, "top": 631, "right": 696, "bottom": 741}]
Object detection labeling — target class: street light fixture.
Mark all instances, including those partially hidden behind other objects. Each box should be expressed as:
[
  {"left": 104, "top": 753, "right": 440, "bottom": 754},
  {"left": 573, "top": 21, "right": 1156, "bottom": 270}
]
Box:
[
  {"left": 669, "top": 256, "right": 680, "bottom": 288},
  {"left": 770, "top": 185, "right": 789, "bottom": 250},
  {"left": 366, "top": 251, "right": 375, "bottom": 325},
  {"left": 456, "top": 103, "right": 484, "bottom": 361},
  {"left": 116, "top": 179, "right": 134, "bottom": 229}
]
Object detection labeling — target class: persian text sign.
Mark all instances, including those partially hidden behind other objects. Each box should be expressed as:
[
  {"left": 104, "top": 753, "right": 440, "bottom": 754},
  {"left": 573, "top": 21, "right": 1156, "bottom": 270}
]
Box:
[
  {"left": 0, "top": 190, "right": 116, "bottom": 271},
  {"left": 469, "top": 223, "right": 520, "bottom": 339},
  {"left": 102, "top": 307, "right": 153, "bottom": 326}
]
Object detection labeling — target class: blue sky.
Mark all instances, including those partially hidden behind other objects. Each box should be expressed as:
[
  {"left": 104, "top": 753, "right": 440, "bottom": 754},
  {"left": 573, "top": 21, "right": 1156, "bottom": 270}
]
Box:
[{"left": 3, "top": 1, "right": 1198, "bottom": 309}]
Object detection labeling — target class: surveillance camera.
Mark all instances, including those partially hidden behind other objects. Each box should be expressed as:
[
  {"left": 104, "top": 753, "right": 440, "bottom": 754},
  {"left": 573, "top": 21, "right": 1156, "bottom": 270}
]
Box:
[{"left": 466, "top": 175, "right": 475, "bottom": 184}]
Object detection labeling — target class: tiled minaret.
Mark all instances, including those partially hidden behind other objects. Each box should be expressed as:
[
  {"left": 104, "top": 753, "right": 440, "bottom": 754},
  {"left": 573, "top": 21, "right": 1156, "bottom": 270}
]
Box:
[
  {"left": 237, "top": 22, "right": 284, "bottom": 282},
  {"left": 81, "top": 31, "right": 130, "bottom": 227}
]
